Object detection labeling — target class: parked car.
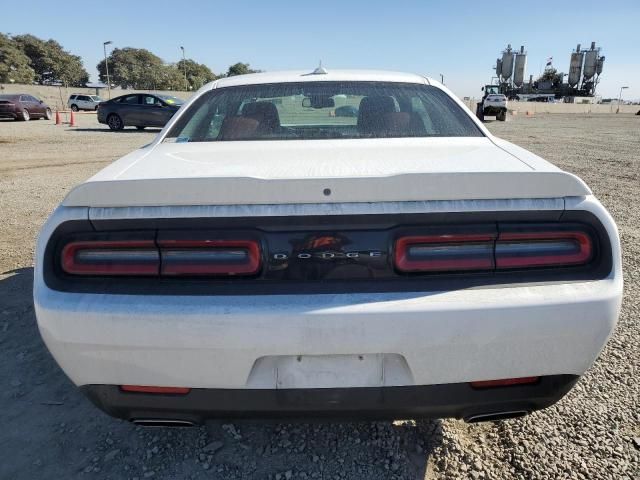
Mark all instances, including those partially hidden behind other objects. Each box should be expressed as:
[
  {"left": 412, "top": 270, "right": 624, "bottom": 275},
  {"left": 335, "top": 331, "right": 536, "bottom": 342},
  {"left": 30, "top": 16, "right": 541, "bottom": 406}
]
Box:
[
  {"left": 68, "top": 94, "right": 103, "bottom": 111},
  {"left": 0, "top": 94, "right": 52, "bottom": 121},
  {"left": 97, "top": 93, "right": 184, "bottom": 130},
  {"left": 34, "top": 70, "right": 622, "bottom": 425}
]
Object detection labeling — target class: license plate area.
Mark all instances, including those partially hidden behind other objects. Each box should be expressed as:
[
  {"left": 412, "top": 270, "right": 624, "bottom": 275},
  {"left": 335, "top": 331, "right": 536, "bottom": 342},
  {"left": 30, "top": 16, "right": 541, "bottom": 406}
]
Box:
[{"left": 276, "top": 354, "right": 383, "bottom": 389}]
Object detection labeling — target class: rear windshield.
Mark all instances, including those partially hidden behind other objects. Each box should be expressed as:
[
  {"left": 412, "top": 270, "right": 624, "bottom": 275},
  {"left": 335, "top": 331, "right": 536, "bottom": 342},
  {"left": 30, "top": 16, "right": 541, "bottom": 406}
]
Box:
[{"left": 165, "top": 82, "right": 483, "bottom": 142}]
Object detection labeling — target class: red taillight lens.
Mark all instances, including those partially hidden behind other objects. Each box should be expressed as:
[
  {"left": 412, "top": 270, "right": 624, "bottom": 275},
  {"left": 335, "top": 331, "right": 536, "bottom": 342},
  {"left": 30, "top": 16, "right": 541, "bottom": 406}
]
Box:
[
  {"left": 394, "top": 234, "right": 496, "bottom": 273},
  {"left": 61, "top": 238, "right": 261, "bottom": 277},
  {"left": 470, "top": 377, "right": 540, "bottom": 389},
  {"left": 495, "top": 231, "right": 592, "bottom": 269},
  {"left": 120, "top": 385, "right": 191, "bottom": 394},
  {"left": 395, "top": 227, "right": 594, "bottom": 273},
  {"left": 158, "top": 239, "right": 261, "bottom": 276},
  {"left": 61, "top": 240, "right": 159, "bottom": 275}
]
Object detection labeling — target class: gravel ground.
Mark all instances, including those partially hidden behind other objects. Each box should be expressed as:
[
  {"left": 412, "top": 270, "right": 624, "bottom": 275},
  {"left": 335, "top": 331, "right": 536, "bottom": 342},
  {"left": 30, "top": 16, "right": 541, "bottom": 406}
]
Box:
[{"left": 0, "top": 113, "right": 638, "bottom": 479}]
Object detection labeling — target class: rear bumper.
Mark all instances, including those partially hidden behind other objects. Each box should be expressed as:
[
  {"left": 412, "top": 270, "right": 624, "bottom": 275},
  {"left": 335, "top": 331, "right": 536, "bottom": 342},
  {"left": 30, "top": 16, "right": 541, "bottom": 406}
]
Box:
[
  {"left": 36, "top": 277, "right": 620, "bottom": 389},
  {"left": 0, "top": 111, "right": 18, "bottom": 119},
  {"left": 82, "top": 375, "right": 579, "bottom": 423}
]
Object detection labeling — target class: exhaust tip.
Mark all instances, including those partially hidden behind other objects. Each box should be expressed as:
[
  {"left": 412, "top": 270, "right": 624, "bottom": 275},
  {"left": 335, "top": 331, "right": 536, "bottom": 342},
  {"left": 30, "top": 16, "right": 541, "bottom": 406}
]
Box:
[
  {"left": 131, "top": 418, "right": 195, "bottom": 427},
  {"left": 464, "top": 410, "right": 529, "bottom": 423}
]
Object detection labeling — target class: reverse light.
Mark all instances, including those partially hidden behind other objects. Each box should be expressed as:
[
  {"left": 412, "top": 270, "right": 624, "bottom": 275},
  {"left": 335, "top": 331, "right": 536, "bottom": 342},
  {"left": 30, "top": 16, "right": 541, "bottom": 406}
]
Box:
[
  {"left": 158, "top": 239, "right": 261, "bottom": 276},
  {"left": 394, "top": 233, "right": 496, "bottom": 273}
]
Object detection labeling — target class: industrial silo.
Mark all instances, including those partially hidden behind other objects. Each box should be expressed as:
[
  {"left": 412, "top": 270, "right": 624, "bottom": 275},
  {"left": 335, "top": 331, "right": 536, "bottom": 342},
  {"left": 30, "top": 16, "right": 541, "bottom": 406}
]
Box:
[
  {"left": 496, "top": 58, "right": 503, "bottom": 78},
  {"left": 596, "top": 56, "right": 605, "bottom": 75},
  {"left": 583, "top": 42, "right": 599, "bottom": 81},
  {"left": 513, "top": 46, "right": 527, "bottom": 87},
  {"left": 501, "top": 45, "right": 514, "bottom": 81},
  {"left": 568, "top": 44, "right": 583, "bottom": 87}
]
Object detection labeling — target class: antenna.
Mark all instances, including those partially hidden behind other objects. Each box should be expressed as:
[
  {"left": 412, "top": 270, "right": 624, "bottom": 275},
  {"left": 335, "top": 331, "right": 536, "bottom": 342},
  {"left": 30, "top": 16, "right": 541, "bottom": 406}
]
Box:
[{"left": 312, "top": 60, "right": 328, "bottom": 75}]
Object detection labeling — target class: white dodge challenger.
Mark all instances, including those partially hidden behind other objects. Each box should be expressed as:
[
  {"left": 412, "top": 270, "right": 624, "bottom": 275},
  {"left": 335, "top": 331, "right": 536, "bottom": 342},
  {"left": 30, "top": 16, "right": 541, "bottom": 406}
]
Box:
[{"left": 34, "top": 70, "right": 622, "bottom": 426}]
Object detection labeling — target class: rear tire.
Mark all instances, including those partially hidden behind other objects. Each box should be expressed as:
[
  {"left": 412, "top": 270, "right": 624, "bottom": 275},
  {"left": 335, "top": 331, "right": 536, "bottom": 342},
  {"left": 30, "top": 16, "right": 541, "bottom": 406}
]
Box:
[
  {"left": 497, "top": 110, "right": 507, "bottom": 122},
  {"left": 20, "top": 109, "right": 30, "bottom": 121},
  {"left": 44, "top": 108, "right": 52, "bottom": 120},
  {"left": 71, "top": 104, "right": 79, "bottom": 112},
  {"left": 107, "top": 114, "right": 124, "bottom": 131}
]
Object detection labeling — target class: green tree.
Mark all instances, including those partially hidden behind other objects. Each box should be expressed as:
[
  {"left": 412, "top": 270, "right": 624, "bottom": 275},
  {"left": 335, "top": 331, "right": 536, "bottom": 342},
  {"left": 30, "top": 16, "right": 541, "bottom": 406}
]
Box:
[
  {"left": 97, "top": 47, "right": 165, "bottom": 89},
  {"left": 158, "top": 65, "right": 186, "bottom": 90},
  {"left": 176, "top": 59, "right": 216, "bottom": 90},
  {"left": 13, "top": 34, "right": 88, "bottom": 86},
  {"left": 536, "top": 67, "right": 563, "bottom": 87},
  {"left": 0, "top": 33, "right": 35, "bottom": 84},
  {"left": 225, "top": 62, "right": 260, "bottom": 77}
]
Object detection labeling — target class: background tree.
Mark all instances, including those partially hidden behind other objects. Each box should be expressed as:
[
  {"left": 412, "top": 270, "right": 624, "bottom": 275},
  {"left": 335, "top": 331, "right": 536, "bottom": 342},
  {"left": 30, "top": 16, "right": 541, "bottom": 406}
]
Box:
[
  {"left": 97, "top": 47, "right": 166, "bottom": 89},
  {"left": 535, "top": 67, "right": 563, "bottom": 87},
  {"left": 176, "top": 59, "right": 217, "bottom": 90},
  {"left": 0, "top": 33, "right": 35, "bottom": 84},
  {"left": 225, "top": 62, "right": 260, "bottom": 77},
  {"left": 12, "top": 34, "right": 88, "bottom": 86}
]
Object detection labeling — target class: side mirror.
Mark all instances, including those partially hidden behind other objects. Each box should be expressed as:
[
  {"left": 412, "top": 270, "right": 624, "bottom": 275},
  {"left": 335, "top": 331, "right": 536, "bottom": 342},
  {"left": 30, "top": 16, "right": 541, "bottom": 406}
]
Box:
[
  {"left": 481, "top": 87, "right": 484, "bottom": 91},
  {"left": 40, "top": 100, "right": 44, "bottom": 104}
]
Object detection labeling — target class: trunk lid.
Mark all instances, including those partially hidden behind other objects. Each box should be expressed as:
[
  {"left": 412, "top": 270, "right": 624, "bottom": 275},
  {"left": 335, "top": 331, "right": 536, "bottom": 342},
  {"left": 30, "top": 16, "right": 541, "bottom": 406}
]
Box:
[{"left": 63, "top": 137, "right": 590, "bottom": 207}]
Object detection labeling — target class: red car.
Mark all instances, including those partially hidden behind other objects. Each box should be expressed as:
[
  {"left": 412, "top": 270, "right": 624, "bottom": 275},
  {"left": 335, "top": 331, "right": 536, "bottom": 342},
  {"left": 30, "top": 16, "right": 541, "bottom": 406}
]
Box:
[{"left": 0, "top": 94, "right": 52, "bottom": 121}]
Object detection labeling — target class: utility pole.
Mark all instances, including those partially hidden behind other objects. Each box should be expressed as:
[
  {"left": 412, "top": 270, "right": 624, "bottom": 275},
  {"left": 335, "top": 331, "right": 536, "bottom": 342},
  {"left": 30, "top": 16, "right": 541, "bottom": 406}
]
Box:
[
  {"left": 103, "top": 41, "right": 113, "bottom": 99},
  {"left": 180, "top": 46, "right": 187, "bottom": 91}
]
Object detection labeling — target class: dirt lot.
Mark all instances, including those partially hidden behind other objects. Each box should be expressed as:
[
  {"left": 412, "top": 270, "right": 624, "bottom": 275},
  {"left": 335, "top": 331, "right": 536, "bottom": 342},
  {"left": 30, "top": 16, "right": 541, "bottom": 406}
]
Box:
[{"left": 0, "top": 113, "right": 638, "bottom": 479}]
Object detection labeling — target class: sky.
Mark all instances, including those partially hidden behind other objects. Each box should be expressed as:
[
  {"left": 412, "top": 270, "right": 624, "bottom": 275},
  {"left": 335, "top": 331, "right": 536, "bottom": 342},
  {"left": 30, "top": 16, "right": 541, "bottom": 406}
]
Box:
[{"left": 2, "top": 0, "right": 639, "bottom": 100}]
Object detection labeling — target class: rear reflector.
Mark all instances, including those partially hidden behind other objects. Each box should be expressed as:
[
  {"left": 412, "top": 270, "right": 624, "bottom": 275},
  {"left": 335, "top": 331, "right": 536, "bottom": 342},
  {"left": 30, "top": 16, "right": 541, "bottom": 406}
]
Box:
[
  {"left": 395, "top": 234, "right": 496, "bottom": 273},
  {"left": 495, "top": 231, "right": 592, "bottom": 269},
  {"left": 61, "top": 241, "right": 159, "bottom": 276},
  {"left": 120, "top": 385, "right": 191, "bottom": 394},
  {"left": 470, "top": 377, "right": 539, "bottom": 389},
  {"left": 158, "top": 239, "right": 261, "bottom": 276}
]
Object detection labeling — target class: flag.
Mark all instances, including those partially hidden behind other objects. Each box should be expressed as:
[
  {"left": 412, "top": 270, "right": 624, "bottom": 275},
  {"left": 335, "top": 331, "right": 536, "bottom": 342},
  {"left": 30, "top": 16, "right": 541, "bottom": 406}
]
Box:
[{"left": 546, "top": 57, "right": 553, "bottom": 67}]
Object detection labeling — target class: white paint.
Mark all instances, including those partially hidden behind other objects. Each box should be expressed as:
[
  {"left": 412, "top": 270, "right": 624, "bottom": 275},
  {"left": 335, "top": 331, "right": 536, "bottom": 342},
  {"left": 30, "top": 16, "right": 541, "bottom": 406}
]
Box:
[{"left": 33, "top": 196, "right": 622, "bottom": 390}]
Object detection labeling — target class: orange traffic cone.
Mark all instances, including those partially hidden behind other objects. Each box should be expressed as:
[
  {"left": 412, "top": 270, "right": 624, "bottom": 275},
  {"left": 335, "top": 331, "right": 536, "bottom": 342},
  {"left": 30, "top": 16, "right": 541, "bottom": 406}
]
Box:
[
  {"left": 69, "top": 109, "right": 77, "bottom": 127},
  {"left": 55, "top": 110, "right": 61, "bottom": 125}
]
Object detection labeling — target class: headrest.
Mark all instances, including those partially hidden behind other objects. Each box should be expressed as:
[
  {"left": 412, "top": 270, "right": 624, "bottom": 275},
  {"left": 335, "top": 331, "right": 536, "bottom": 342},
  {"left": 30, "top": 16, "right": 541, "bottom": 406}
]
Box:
[
  {"left": 357, "top": 96, "right": 397, "bottom": 133},
  {"left": 218, "top": 116, "right": 260, "bottom": 140}
]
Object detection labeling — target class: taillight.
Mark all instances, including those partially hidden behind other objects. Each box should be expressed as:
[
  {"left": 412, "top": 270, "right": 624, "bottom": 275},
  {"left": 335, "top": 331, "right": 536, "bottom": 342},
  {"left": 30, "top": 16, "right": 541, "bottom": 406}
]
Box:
[
  {"left": 394, "top": 233, "right": 496, "bottom": 273},
  {"left": 60, "top": 238, "right": 262, "bottom": 277},
  {"left": 495, "top": 231, "right": 592, "bottom": 269},
  {"left": 158, "top": 239, "right": 261, "bottom": 276},
  {"left": 394, "top": 226, "right": 594, "bottom": 274},
  {"left": 61, "top": 240, "right": 159, "bottom": 275}
]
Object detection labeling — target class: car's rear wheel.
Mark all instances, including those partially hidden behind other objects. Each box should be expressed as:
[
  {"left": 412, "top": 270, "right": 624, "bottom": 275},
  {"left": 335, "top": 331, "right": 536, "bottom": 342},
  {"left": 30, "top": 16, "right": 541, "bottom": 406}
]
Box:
[
  {"left": 44, "top": 108, "right": 52, "bottom": 120},
  {"left": 136, "top": 126, "right": 146, "bottom": 130},
  {"left": 19, "top": 109, "right": 30, "bottom": 121},
  {"left": 71, "top": 104, "right": 79, "bottom": 112},
  {"left": 107, "top": 114, "right": 124, "bottom": 131},
  {"left": 497, "top": 110, "right": 507, "bottom": 122}
]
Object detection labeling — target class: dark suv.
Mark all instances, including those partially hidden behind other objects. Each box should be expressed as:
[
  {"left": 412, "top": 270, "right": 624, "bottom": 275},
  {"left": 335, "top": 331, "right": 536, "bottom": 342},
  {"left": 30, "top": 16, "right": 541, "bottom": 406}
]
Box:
[
  {"left": 97, "top": 93, "right": 184, "bottom": 130},
  {"left": 0, "top": 94, "right": 52, "bottom": 121}
]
